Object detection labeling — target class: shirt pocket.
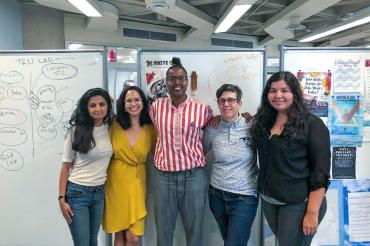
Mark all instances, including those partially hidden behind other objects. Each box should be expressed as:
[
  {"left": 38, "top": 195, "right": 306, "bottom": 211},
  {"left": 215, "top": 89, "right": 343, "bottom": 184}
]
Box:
[{"left": 239, "top": 135, "right": 253, "bottom": 147}]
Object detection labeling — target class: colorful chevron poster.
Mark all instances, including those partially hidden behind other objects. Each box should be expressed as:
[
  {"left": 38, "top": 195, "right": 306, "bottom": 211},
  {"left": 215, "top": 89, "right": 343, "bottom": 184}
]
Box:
[
  {"left": 364, "top": 59, "right": 370, "bottom": 126},
  {"left": 334, "top": 59, "right": 362, "bottom": 93},
  {"left": 297, "top": 71, "right": 331, "bottom": 117},
  {"left": 328, "top": 94, "right": 363, "bottom": 146}
]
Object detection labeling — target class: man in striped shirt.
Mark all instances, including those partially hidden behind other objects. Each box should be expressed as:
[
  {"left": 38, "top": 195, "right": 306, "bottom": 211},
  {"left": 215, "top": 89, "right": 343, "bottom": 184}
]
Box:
[{"left": 149, "top": 57, "right": 212, "bottom": 246}]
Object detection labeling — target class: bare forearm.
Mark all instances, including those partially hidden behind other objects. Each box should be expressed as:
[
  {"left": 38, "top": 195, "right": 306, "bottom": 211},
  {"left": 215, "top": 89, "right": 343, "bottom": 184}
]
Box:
[
  {"left": 302, "top": 187, "right": 326, "bottom": 235},
  {"left": 59, "top": 162, "right": 72, "bottom": 196},
  {"left": 306, "top": 187, "right": 325, "bottom": 216},
  {"left": 59, "top": 162, "right": 74, "bottom": 224}
]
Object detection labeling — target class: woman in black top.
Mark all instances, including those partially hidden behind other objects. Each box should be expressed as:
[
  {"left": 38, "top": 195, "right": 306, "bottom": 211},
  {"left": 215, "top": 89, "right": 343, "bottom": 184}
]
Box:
[{"left": 251, "top": 71, "right": 330, "bottom": 246}]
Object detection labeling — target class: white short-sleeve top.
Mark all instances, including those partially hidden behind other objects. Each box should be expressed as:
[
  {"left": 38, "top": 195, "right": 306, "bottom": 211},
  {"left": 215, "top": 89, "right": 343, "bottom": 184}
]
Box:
[{"left": 63, "top": 124, "right": 113, "bottom": 186}]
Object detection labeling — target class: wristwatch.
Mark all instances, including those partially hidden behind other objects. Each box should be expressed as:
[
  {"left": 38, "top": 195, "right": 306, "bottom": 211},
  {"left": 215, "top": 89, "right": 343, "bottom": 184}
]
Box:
[{"left": 58, "top": 195, "right": 65, "bottom": 200}]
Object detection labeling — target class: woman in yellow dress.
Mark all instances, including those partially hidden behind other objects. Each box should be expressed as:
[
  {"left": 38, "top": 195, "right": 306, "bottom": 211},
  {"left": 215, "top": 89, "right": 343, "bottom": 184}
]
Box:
[{"left": 103, "top": 86, "right": 156, "bottom": 246}]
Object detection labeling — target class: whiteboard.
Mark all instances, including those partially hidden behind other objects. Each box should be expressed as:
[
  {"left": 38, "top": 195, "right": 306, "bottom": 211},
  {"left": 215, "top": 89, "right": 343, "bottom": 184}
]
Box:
[
  {"left": 139, "top": 49, "right": 265, "bottom": 246},
  {"left": 282, "top": 47, "right": 370, "bottom": 179},
  {"left": 0, "top": 51, "right": 104, "bottom": 246},
  {"left": 140, "top": 50, "right": 265, "bottom": 115}
]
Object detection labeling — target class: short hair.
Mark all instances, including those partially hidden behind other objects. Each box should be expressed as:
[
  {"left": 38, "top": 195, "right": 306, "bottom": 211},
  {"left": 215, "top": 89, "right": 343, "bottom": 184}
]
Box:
[
  {"left": 216, "top": 84, "right": 243, "bottom": 102},
  {"left": 116, "top": 86, "right": 151, "bottom": 130}
]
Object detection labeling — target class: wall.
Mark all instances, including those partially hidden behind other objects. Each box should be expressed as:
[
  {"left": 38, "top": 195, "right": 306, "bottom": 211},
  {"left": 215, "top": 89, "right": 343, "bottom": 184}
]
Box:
[
  {"left": 22, "top": 4, "right": 65, "bottom": 49},
  {"left": 0, "top": 0, "right": 23, "bottom": 49}
]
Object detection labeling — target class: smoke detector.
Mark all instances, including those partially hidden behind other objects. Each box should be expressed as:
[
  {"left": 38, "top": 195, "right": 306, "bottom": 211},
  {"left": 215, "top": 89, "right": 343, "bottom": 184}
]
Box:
[{"left": 145, "top": 0, "right": 174, "bottom": 12}]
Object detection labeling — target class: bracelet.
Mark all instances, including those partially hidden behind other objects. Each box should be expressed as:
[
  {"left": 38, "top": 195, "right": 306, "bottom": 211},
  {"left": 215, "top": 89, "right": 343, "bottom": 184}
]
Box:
[{"left": 58, "top": 195, "right": 65, "bottom": 200}]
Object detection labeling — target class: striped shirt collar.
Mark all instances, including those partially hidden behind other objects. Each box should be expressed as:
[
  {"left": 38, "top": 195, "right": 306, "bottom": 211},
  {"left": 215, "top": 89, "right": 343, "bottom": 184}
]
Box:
[{"left": 165, "top": 95, "right": 190, "bottom": 109}]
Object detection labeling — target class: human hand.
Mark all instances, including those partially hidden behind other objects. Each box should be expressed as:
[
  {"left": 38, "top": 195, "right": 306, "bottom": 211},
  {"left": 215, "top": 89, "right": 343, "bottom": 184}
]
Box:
[
  {"left": 241, "top": 112, "right": 253, "bottom": 123},
  {"left": 208, "top": 115, "right": 221, "bottom": 128},
  {"left": 302, "top": 212, "right": 318, "bottom": 236},
  {"left": 60, "top": 200, "right": 74, "bottom": 224}
]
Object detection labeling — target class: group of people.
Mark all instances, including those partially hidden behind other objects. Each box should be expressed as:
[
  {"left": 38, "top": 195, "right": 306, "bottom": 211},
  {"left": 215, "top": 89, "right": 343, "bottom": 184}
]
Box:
[{"left": 58, "top": 57, "right": 331, "bottom": 246}]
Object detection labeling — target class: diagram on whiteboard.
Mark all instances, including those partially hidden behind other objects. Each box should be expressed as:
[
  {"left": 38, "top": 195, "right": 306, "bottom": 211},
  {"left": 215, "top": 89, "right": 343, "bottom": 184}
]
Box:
[{"left": 0, "top": 54, "right": 102, "bottom": 171}]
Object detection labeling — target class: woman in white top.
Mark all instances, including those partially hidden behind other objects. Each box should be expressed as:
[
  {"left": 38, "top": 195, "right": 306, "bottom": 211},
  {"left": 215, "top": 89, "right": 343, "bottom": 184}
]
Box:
[{"left": 58, "top": 88, "right": 113, "bottom": 246}]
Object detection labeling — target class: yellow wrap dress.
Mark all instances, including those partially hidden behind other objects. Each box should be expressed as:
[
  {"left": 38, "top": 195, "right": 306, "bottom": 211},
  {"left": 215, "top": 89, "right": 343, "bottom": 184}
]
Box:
[{"left": 103, "top": 119, "right": 156, "bottom": 235}]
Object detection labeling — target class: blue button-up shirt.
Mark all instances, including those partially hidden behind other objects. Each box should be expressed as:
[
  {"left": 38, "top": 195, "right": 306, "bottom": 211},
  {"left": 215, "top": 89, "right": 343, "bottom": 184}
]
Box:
[{"left": 203, "top": 116, "right": 258, "bottom": 196}]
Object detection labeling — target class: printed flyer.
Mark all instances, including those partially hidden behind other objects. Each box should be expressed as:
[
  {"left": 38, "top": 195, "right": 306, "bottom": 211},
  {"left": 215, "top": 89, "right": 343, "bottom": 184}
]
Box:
[
  {"left": 332, "top": 147, "right": 356, "bottom": 179},
  {"left": 334, "top": 59, "right": 361, "bottom": 93},
  {"left": 297, "top": 71, "right": 331, "bottom": 117},
  {"left": 328, "top": 94, "right": 363, "bottom": 146},
  {"left": 364, "top": 59, "right": 370, "bottom": 126}
]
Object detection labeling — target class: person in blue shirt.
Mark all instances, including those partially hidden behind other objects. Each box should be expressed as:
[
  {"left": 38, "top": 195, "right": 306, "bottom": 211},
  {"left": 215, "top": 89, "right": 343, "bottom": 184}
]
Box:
[{"left": 203, "top": 84, "right": 258, "bottom": 246}]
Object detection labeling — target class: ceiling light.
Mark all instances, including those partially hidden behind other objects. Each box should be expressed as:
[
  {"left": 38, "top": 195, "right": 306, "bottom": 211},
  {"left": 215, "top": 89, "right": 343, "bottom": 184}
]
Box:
[
  {"left": 69, "top": 44, "right": 82, "bottom": 50},
  {"left": 215, "top": 0, "right": 256, "bottom": 33},
  {"left": 300, "top": 16, "right": 370, "bottom": 42},
  {"left": 67, "top": 0, "right": 102, "bottom": 17}
]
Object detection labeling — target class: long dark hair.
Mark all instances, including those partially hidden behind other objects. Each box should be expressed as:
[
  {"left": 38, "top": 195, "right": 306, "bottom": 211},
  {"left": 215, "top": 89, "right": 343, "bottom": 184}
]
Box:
[
  {"left": 166, "top": 57, "right": 187, "bottom": 77},
  {"left": 116, "top": 86, "right": 151, "bottom": 130},
  {"left": 251, "top": 71, "right": 308, "bottom": 140},
  {"left": 69, "top": 88, "right": 112, "bottom": 153}
]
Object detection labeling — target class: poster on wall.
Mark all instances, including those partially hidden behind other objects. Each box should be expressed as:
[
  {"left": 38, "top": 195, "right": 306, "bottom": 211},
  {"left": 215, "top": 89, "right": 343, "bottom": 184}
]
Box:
[
  {"left": 328, "top": 94, "right": 363, "bottom": 146},
  {"left": 364, "top": 59, "right": 370, "bottom": 126},
  {"left": 297, "top": 71, "right": 331, "bottom": 117},
  {"left": 334, "top": 58, "right": 362, "bottom": 93},
  {"left": 343, "top": 179, "right": 370, "bottom": 245},
  {"left": 143, "top": 59, "right": 172, "bottom": 103},
  {"left": 332, "top": 147, "right": 356, "bottom": 179}
]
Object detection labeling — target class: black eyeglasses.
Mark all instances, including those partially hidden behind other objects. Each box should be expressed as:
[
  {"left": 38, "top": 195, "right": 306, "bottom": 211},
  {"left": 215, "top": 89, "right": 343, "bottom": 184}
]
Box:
[
  {"left": 217, "top": 98, "right": 238, "bottom": 105},
  {"left": 166, "top": 75, "right": 188, "bottom": 82}
]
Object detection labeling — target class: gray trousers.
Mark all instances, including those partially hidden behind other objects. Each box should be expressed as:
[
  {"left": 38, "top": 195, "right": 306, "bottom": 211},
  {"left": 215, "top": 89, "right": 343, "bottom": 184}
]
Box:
[
  {"left": 152, "top": 166, "right": 207, "bottom": 246},
  {"left": 262, "top": 197, "right": 327, "bottom": 246}
]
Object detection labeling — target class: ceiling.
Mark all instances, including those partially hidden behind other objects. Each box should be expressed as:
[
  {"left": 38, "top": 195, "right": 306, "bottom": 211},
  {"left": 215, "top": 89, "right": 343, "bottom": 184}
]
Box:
[{"left": 31, "top": 0, "right": 370, "bottom": 47}]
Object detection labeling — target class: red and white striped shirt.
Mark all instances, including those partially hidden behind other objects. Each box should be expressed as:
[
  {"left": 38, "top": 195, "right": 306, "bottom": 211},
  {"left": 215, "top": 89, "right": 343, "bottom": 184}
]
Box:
[{"left": 150, "top": 96, "right": 212, "bottom": 171}]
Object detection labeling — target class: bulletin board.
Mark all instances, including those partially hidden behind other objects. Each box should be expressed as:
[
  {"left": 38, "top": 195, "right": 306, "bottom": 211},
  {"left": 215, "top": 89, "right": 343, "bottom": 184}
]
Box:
[{"left": 281, "top": 46, "right": 370, "bottom": 246}]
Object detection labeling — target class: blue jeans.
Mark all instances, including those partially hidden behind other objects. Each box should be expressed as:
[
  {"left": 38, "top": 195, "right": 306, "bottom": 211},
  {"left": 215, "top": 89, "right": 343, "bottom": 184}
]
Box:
[
  {"left": 66, "top": 182, "right": 105, "bottom": 246},
  {"left": 261, "top": 197, "right": 327, "bottom": 246},
  {"left": 153, "top": 166, "right": 207, "bottom": 246},
  {"left": 208, "top": 186, "right": 258, "bottom": 246}
]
